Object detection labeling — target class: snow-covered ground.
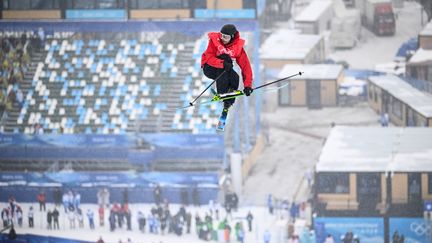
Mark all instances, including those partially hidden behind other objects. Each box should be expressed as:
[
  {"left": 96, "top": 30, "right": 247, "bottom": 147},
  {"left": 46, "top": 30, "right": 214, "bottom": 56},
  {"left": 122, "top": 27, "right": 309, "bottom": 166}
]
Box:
[
  {"left": 329, "top": 1, "right": 424, "bottom": 69},
  {"left": 8, "top": 202, "right": 291, "bottom": 243}
]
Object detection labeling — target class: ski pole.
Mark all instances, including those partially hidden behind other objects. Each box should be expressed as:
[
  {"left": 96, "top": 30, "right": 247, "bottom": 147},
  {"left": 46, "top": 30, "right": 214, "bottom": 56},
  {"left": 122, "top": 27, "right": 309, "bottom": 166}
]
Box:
[
  {"left": 189, "top": 70, "right": 226, "bottom": 106},
  {"left": 253, "top": 71, "right": 303, "bottom": 91}
]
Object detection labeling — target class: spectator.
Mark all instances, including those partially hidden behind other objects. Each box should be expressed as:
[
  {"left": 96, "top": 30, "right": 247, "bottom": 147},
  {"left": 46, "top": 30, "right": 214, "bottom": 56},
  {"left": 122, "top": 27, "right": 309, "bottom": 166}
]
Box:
[
  {"left": 186, "top": 212, "right": 192, "bottom": 234},
  {"left": 16, "top": 207, "right": 23, "bottom": 227},
  {"left": 263, "top": 229, "right": 271, "bottom": 243},
  {"left": 68, "top": 209, "right": 76, "bottom": 229},
  {"left": 1, "top": 208, "right": 9, "bottom": 228},
  {"left": 380, "top": 112, "right": 389, "bottom": 127},
  {"left": 325, "top": 234, "right": 335, "bottom": 243},
  {"left": 77, "top": 208, "right": 84, "bottom": 228},
  {"left": 28, "top": 206, "right": 34, "bottom": 228},
  {"left": 47, "top": 210, "right": 52, "bottom": 229},
  {"left": 34, "top": 122, "right": 44, "bottom": 134},
  {"left": 15, "top": 88, "right": 23, "bottom": 108},
  {"left": 98, "top": 188, "right": 110, "bottom": 208},
  {"left": 52, "top": 208, "right": 60, "bottom": 230},
  {"left": 98, "top": 205, "right": 105, "bottom": 226},
  {"left": 125, "top": 209, "right": 132, "bottom": 231},
  {"left": 267, "top": 194, "right": 274, "bottom": 214},
  {"left": 137, "top": 211, "right": 146, "bottom": 232},
  {"left": 246, "top": 211, "right": 253, "bottom": 232},
  {"left": 74, "top": 191, "right": 81, "bottom": 210},
  {"left": 62, "top": 192, "right": 69, "bottom": 213},
  {"left": 153, "top": 184, "right": 162, "bottom": 205},
  {"left": 87, "top": 209, "right": 95, "bottom": 230},
  {"left": 37, "top": 191, "right": 46, "bottom": 211}
]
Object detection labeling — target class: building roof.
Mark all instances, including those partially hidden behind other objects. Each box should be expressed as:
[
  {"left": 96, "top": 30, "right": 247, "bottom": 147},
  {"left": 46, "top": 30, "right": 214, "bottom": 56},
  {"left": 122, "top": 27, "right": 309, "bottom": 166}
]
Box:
[
  {"left": 260, "top": 30, "right": 322, "bottom": 60},
  {"left": 420, "top": 21, "right": 432, "bottom": 36},
  {"left": 317, "top": 126, "right": 432, "bottom": 172},
  {"left": 279, "top": 64, "right": 343, "bottom": 80},
  {"left": 368, "top": 75, "right": 432, "bottom": 117},
  {"left": 295, "top": 0, "right": 333, "bottom": 22},
  {"left": 408, "top": 48, "right": 432, "bottom": 63}
]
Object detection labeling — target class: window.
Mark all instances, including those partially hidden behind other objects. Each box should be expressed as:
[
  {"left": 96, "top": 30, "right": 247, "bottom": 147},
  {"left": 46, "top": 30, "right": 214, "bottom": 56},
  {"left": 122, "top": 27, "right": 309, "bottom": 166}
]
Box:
[
  {"left": 7, "top": 0, "right": 30, "bottom": 9},
  {"left": 130, "top": 0, "right": 159, "bottom": 9},
  {"left": 69, "top": 0, "right": 96, "bottom": 9},
  {"left": 98, "top": 0, "right": 124, "bottom": 8},
  {"left": 391, "top": 98, "right": 402, "bottom": 119},
  {"left": 31, "top": 0, "right": 59, "bottom": 9},
  {"left": 129, "top": 0, "right": 189, "bottom": 9},
  {"left": 68, "top": 0, "right": 125, "bottom": 9},
  {"left": 317, "top": 173, "right": 349, "bottom": 194},
  {"left": 4, "top": 0, "right": 60, "bottom": 9},
  {"left": 162, "top": 0, "right": 188, "bottom": 8}
]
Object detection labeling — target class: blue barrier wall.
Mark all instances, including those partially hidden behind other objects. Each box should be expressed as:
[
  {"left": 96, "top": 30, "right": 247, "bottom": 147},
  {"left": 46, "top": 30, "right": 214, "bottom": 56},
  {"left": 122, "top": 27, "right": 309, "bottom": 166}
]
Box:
[
  {"left": 1, "top": 233, "right": 90, "bottom": 243},
  {"left": 0, "top": 133, "right": 224, "bottom": 165},
  {"left": 389, "top": 218, "right": 428, "bottom": 243},
  {"left": 0, "top": 172, "right": 218, "bottom": 204},
  {"left": 314, "top": 217, "right": 384, "bottom": 243}
]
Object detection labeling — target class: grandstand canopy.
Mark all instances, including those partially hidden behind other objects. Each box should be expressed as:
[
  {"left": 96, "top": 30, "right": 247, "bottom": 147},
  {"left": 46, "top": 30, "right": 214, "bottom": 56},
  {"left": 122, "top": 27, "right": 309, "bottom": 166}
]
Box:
[
  {"left": 368, "top": 75, "right": 432, "bottom": 118},
  {"left": 317, "top": 126, "right": 432, "bottom": 173},
  {"left": 278, "top": 64, "right": 343, "bottom": 80},
  {"left": 259, "top": 30, "right": 322, "bottom": 60}
]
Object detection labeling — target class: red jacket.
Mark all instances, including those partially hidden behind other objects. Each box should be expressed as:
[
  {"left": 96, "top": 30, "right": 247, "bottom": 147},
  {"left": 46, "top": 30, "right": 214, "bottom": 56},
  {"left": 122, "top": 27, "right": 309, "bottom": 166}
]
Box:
[{"left": 201, "top": 32, "right": 253, "bottom": 88}]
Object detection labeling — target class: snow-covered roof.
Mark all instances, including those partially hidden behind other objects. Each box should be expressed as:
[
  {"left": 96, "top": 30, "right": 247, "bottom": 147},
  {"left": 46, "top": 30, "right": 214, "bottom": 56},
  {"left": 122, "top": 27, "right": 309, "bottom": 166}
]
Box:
[
  {"left": 368, "top": 75, "right": 432, "bottom": 117},
  {"left": 317, "top": 127, "right": 432, "bottom": 172},
  {"left": 260, "top": 30, "right": 322, "bottom": 60},
  {"left": 278, "top": 64, "right": 343, "bottom": 80},
  {"left": 408, "top": 48, "right": 432, "bottom": 63},
  {"left": 295, "top": 0, "right": 333, "bottom": 22},
  {"left": 420, "top": 21, "right": 432, "bottom": 36}
]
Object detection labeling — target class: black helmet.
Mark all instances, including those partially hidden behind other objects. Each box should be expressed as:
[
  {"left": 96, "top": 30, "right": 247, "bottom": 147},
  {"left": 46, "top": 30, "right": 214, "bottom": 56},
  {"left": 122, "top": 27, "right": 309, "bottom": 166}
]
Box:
[{"left": 220, "top": 24, "right": 238, "bottom": 40}]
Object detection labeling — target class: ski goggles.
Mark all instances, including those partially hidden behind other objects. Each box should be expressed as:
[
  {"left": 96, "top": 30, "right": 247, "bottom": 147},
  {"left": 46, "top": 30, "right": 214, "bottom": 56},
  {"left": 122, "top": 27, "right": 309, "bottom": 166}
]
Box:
[{"left": 220, "top": 33, "right": 231, "bottom": 41}]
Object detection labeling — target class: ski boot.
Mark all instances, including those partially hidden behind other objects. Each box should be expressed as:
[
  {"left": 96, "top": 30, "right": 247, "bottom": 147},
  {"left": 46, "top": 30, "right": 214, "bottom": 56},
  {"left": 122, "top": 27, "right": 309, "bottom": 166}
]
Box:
[{"left": 216, "top": 105, "right": 230, "bottom": 132}]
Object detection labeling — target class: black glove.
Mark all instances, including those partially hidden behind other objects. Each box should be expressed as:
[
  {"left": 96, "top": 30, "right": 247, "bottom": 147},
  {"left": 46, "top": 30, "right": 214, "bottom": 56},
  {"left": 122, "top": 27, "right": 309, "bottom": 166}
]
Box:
[
  {"left": 223, "top": 60, "right": 233, "bottom": 71},
  {"left": 218, "top": 54, "right": 233, "bottom": 72},
  {"left": 243, "top": 87, "right": 253, "bottom": 96}
]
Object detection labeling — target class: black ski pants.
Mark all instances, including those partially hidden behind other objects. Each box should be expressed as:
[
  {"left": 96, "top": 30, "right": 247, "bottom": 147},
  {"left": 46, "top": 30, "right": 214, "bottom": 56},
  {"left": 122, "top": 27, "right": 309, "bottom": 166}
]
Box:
[{"left": 203, "top": 63, "right": 239, "bottom": 108}]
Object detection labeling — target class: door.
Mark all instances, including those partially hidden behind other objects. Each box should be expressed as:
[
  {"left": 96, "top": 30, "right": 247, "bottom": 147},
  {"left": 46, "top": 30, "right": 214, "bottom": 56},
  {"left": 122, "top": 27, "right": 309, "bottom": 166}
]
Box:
[
  {"left": 306, "top": 80, "right": 321, "bottom": 109},
  {"left": 408, "top": 173, "right": 421, "bottom": 203},
  {"left": 357, "top": 173, "right": 381, "bottom": 212}
]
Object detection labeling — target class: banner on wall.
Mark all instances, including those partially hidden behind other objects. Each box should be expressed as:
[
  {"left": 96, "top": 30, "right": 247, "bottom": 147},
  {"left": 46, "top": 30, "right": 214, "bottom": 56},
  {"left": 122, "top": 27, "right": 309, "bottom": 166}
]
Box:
[
  {"left": 390, "top": 218, "right": 429, "bottom": 243},
  {"left": 0, "top": 172, "right": 219, "bottom": 188},
  {"left": 314, "top": 217, "right": 384, "bottom": 243},
  {"left": 0, "top": 133, "right": 224, "bottom": 163}
]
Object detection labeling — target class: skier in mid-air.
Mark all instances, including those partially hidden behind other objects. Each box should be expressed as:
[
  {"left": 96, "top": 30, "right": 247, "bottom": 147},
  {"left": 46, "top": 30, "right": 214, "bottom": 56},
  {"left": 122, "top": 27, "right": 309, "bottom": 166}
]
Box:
[{"left": 201, "top": 24, "right": 254, "bottom": 131}]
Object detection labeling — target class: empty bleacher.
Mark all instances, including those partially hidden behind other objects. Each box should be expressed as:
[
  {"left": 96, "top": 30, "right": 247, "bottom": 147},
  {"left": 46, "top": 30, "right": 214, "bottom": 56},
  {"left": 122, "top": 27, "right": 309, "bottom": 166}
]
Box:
[{"left": 2, "top": 31, "right": 222, "bottom": 135}]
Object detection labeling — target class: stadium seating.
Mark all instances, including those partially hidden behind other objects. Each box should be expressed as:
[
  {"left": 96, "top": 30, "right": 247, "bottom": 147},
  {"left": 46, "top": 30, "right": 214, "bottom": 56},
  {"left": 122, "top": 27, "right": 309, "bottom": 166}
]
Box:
[{"left": 3, "top": 31, "right": 222, "bottom": 135}]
